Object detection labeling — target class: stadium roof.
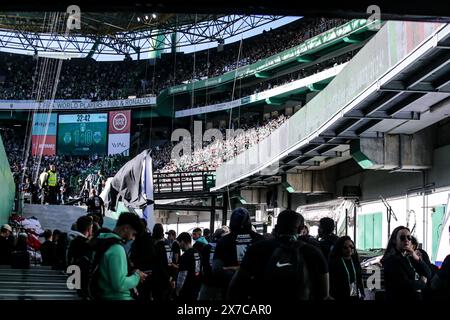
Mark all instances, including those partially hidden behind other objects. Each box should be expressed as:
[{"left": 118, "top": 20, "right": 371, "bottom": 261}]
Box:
[
  {"left": 0, "top": 12, "right": 284, "bottom": 57},
  {"left": 0, "top": 12, "right": 229, "bottom": 35}
]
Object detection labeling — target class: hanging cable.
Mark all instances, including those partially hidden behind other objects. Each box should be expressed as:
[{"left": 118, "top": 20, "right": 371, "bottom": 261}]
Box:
[
  {"left": 24, "top": 12, "right": 67, "bottom": 185},
  {"left": 225, "top": 36, "right": 244, "bottom": 212}
]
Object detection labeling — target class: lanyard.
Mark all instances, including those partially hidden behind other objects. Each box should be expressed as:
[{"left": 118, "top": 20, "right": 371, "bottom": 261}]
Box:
[
  {"left": 341, "top": 257, "right": 357, "bottom": 286},
  {"left": 406, "top": 256, "right": 419, "bottom": 280}
]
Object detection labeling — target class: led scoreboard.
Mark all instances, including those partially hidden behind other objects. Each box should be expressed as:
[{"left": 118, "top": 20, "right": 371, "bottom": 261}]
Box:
[{"left": 57, "top": 113, "right": 108, "bottom": 156}]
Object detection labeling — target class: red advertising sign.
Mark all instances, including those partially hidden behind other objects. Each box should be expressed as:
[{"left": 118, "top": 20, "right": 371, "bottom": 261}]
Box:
[
  {"left": 109, "top": 110, "right": 131, "bottom": 134},
  {"left": 31, "top": 135, "right": 57, "bottom": 156}
]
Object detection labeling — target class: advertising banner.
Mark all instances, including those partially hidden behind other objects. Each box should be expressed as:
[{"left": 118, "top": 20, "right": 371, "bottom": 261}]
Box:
[
  {"left": 0, "top": 97, "right": 156, "bottom": 111},
  {"left": 31, "top": 113, "right": 57, "bottom": 156},
  {"left": 108, "top": 110, "right": 131, "bottom": 155},
  {"left": 31, "top": 135, "right": 57, "bottom": 156},
  {"left": 109, "top": 110, "right": 131, "bottom": 134},
  {"left": 108, "top": 133, "right": 130, "bottom": 155}
]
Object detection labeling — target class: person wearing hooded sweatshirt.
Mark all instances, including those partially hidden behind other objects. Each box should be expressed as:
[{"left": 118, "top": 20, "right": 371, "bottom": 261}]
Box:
[
  {"left": 67, "top": 215, "right": 94, "bottom": 298},
  {"left": 95, "top": 212, "right": 147, "bottom": 300},
  {"left": 192, "top": 228, "right": 208, "bottom": 254},
  {"left": 212, "top": 207, "right": 263, "bottom": 297}
]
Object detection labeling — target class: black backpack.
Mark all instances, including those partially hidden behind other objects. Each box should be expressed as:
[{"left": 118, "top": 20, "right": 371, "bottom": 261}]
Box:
[
  {"left": 263, "top": 239, "right": 311, "bottom": 300},
  {"left": 86, "top": 236, "right": 122, "bottom": 300}
]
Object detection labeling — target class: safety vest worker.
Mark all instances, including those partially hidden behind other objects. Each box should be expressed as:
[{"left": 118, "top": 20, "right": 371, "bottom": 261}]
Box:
[{"left": 47, "top": 170, "right": 58, "bottom": 187}]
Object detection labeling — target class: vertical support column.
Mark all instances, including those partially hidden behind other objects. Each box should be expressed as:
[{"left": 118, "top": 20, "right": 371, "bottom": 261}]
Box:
[
  {"left": 222, "top": 192, "right": 228, "bottom": 226},
  {"left": 422, "top": 170, "right": 427, "bottom": 252},
  {"left": 210, "top": 195, "right": 216, "bottom": 232},
  {"left": 287, "top": 192, "right": 292, "bottom": 210},
  {"left": 345, "top": 208, "right": 348, "bottom": 236},
  {"left": 353, "top": 204, "right": 357, "bottom": 247}
]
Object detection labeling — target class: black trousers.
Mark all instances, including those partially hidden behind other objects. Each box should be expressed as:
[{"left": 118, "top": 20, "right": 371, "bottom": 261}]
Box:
[{"left": 48, "top": 186, "right": 58, "bottom": 204}]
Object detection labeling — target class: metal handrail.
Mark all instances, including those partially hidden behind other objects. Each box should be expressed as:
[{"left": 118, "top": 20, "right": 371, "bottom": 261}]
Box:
[{"left": 153, "top": 170, "right": 216, "bottom": 193}]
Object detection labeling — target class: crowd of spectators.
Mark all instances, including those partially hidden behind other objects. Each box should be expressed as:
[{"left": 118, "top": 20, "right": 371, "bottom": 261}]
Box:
[
  {"left": 171, "top": 17, "right": 348, "bottom": 83},
  {"left": 157, "top": 113, "right": 289, "bottom": 172},
  {"left": 1, "top": 111, "right": 290, "bottom": 183},
  {"left": 0, "top": 17, "right": 348, "bottom": 101},
  {"left": 187, "top": 50, "right": 358, "bottom": 110},
  {"left": 0, "top": 128, "right": 128, "bottom": 197}
]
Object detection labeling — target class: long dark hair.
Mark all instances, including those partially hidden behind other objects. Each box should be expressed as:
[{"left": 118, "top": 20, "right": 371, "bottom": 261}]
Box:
[
  {"left": 329, "top": 236, "right": 360, "bottom": 264},
  {"left": 381, "top": 226, "right": 410, "bottom": 264},
  {"left": 152, "top": 223, "right": 164, "bottom": 241}
]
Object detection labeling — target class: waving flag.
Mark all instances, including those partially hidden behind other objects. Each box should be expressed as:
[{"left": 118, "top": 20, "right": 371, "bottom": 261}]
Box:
[
  {"left": 142, "top": 151, "right": 155, "bottom": 230},
  {"left": 105, "top": 149, "right": 154, "bottom": 229}
]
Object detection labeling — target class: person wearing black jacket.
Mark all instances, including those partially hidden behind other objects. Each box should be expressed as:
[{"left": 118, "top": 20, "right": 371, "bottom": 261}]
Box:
[
  {"left": 0, "top": 224, "right": 15, "bottom": 265},
  {"left": 198, "top": 228, "right": 229, "bottom": 300},
  {"left": 176, "top": 232, "right": 202, "bottom": 301},
  {"left": 329, "top": 236, "right": 365, "bottom": 300},
  {"left": 431, "top": 254, "right": 450, "bottom": 300},
  {"left": 318, "top": 217, "right": 339, "bottom": 261},
  {"left": 414, "top": 248, "right": 439, "bottom": 300},
  {"left": 166, "top": 230, "right": 181, "bottom": 265},
  {"left": 130, "top": 219, "right": 158, "bottom": 301},
  {"left": 212, "top": 207, "right": 264, "bottom": 297},
  {"left": 67, "top": 216, "right": 94, "bottom": 298},
  {"left": 11, "top": 233, "right": 30, "bottom": 269},
  {"left": 228, "top": 210, "right": 330, "bottom": 300},
  {"left": 431, "top": 227, "right": 450, "bottom": 300},
  {"left": 299, "top": 225, "right": 321, "bottom": 248},
  {"left": 381, "top": 226, "right": 431, "bottom": 301},
  {"left": 54, "top": 232, "right": 69, "bottom": 270},
  {"left": 40, "top": 229, "right": 56, "bottom": 266},
  {"left": 151, "top": 223, "right": 173, "bottom": 301}
]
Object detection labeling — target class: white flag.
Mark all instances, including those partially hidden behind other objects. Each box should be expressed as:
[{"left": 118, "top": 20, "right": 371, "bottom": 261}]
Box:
[{"left": 142, "top": 151, "right": 155, "bottom": 231}]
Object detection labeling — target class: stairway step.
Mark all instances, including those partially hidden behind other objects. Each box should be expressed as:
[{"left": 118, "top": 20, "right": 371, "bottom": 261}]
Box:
[
  {"left": 0, "top": 289, "right": 77, "bottom": 294},
  {"left": 0, "top": 272, "right": 67, "bottom": 277},
  {"left": 0, "top": 278, "right": 68, "bottom": 284},
  {"left": 0, "top": 293, "right": 80, "bottom": 300},
  {"left": 0, "top": 281, "right": 69, "bottom": 289},
  {"left": 0, "top": 268, "right": 65, "bottom": 274},
  {"left": 0, "top": 273, "right": 66, "bottom": 278},
  {"left": 0, "top": 265, "right": 53, "bottom": 270}
]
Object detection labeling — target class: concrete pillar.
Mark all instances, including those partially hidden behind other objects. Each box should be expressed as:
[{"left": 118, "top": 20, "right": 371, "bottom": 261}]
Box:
[
  {"left": 210, "top": 195, "right": 216, "bottom": 232},
  {"left": 222, "top": 192, "right": 228, "bottom": 226},
  {"left": 286, "top": 169, "right": 336, "bottom": 194},
  {"left": 351, "top": 130, "right": 433, "bottom": 170}
]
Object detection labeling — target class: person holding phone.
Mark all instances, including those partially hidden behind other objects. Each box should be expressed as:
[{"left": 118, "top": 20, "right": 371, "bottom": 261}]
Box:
[{"left": 381, "top": 226, "right": 431, "bottom": 301}]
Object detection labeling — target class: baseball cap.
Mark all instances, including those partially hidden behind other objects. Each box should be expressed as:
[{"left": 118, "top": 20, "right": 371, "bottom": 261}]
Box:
[
  {"left": 165, "top": 230, "right": 176, "bottom": 236},
  {"left": 1, "top": 224, "right": 12, "bottom": 232}
]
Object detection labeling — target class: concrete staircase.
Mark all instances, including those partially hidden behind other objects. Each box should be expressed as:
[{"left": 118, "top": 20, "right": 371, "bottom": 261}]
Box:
[
  {"left": 0, "top": 265, "right": 80, "bottom": 300},
  {"left": 23, "top": 204, "right": 87, "bottom": 233}
]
